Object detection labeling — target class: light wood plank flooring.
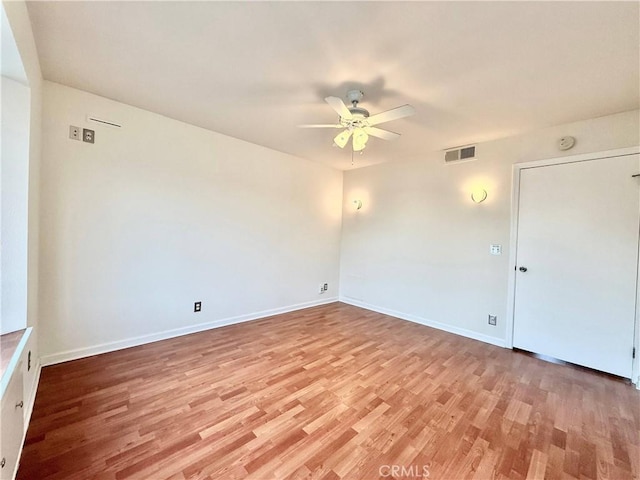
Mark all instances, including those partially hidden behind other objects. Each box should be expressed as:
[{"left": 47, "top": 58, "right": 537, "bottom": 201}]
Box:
[{"left": 18, "top": 303, "right": 639, "bottom": 479}]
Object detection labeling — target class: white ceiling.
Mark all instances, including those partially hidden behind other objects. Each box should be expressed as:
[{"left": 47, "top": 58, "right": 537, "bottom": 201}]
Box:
[
  {"left": 2, "top": 5, "right": 27, "bottom": 84},
  {"left": 26, "top": 1, "right": 639, "bottom": 170}
]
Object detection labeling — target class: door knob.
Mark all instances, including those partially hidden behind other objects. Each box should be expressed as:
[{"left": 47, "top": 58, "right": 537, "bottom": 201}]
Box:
[{"left": 519, "top": 266, "right": 528, "bottom": 272}]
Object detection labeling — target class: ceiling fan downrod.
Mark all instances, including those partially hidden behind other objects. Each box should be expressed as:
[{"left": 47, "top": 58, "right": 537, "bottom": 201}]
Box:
[{"left": 346, "top": 89, "right": 364, "bottom": 108}]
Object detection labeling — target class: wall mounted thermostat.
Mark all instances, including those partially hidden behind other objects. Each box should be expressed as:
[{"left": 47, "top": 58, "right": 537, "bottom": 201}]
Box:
[{"left": 557, "top": 136, "right": 575, "bottom": 151}]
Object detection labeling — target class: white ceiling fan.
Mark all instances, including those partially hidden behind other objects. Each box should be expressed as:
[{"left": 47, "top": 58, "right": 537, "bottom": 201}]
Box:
[{"left": 299, "top": 89, "right": 415, "bottom": 152}]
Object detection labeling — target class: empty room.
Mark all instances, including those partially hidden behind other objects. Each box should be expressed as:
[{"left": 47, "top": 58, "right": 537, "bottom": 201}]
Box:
[{"left": 1, "top": 1, "right": 639, "bottom": 479}]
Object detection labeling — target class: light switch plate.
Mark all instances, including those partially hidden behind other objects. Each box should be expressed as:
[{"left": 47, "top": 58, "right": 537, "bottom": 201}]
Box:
[
  {"left": 490, "top": 244, "right": 502, "bottom": 255},
  {"left": 69, "top": 125, "right": 80, "bottom": 140}
]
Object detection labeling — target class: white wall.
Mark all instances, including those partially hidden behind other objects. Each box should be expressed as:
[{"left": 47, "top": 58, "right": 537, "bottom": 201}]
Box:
[
  {"left": 39, "top": 81, "right": 343, "bottom": 363},
  {"left": 1, "top": 76, "right": 30, "bottom": 334},
  {"left": 1, "top": 0, "right": 43, "bottom": 438},
  {"left": 2, "top": 0, "right": 43, "bottom": 333},
  {"left": 340, "top": 110, "right": 640, "bottom": 346}
]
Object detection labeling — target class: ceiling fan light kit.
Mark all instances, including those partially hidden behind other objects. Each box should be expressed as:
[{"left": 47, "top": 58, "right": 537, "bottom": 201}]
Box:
[
  {"left": 300, "top": 89, "right": 415, "bottom": 153},
  {"left": 334, "top": 129, "right": 352, "bottom": 148},
  {"left": 352, "top": 129, "right": 369, "bottom": 152}
]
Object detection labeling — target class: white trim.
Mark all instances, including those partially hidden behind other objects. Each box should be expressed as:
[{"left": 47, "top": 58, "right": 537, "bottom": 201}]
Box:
[
  {"left": 513, "top": 146, "right": 639, "bottom": 170},
  {"left": 40, "top": 298, "right": 339, "bottom": 366},
  {"left": 23, "top": 360, "right": 41, "bottom": 428},
  {"left": 506, "top": 146, "right": 640, "bottom": 383},
  {"left": 14, "top": 361, "right": 42, "bottom": 480},
  {"left": 339, "top": 297, "right": 506, "bottom": 348}
]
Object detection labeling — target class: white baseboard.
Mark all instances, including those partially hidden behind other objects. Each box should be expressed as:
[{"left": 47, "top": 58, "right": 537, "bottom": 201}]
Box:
[
  {"left": 340, "top": 297, "right": 507, "bottom": 348},
  {"left": 40, "top": 297, "right": 338, "bottom": 366}
]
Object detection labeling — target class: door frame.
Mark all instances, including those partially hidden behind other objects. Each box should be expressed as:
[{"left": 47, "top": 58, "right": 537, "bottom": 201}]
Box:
[{"left": 505, "top": 146, "right": 640, "bottom": 387}]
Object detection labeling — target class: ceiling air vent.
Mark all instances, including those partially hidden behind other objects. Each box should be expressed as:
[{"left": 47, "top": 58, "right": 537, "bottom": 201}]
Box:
[{"left": 444, "top": 145, "right": 476, "bottom": 163}]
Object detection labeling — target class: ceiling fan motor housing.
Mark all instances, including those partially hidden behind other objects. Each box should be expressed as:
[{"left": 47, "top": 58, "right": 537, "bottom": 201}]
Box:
[
  {"left": 348, "top": 107, "right": 370, "bottom": 118},
  {"left": 343, "top": 91, "right": 369, "bottom": 127}
]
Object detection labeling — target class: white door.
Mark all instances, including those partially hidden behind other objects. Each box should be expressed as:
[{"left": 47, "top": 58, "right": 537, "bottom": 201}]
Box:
[{"left": 513, "top": 153, "right": 639, "bottom": 378}]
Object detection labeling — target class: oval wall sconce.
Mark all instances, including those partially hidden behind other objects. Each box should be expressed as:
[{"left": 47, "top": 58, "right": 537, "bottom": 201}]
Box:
[
  {"left": 353, "top": 200, "right": 363, "bottom": 210},
  {"left": 471, "top": 189, "right": 488, "bottom": 203}
]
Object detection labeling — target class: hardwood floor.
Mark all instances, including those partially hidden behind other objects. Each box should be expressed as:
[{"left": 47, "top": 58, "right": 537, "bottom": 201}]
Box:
[{"left": 18, "top": 303, "right": 639, "bottom": 480}]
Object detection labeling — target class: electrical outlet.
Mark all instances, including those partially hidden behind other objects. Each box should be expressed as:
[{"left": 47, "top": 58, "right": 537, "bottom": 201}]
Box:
[
  {"left": 83, "top": 128, "right": 95, "bottom": 143},
  {"left": 69, "top": 125, "right": 81, "bottom": 140},
  {"left": 323, "top": 283, "right": 328, "bottom": 291},
  {"left": 488, "top": 315, "right": 497, "bottom": 326},
  {"left": 319, "top": 284, "right": 325, "bottom": 294},
  {"left": 194, "top": 301, "right": 202, "bottom": 312}
]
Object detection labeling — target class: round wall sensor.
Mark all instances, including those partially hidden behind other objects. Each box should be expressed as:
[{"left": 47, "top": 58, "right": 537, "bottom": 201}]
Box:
[{"left": 558, "top": 136, "right": 576, "bottom": 151}]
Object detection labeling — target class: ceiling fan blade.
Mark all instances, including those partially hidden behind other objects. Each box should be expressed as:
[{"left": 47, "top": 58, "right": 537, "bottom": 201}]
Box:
[
  {"left": 298, "top": 124, "right": 343, "bottom": 128},
  {"left": 367, "top": 104, "right": 415, "bottom": 126},
  {"left": 333, "top": 129, "right": 353, "bottom": 149},
  {"left": 364, "top": 127, "right": 401, "bottom": 141},
  {"left": 325, "top": 96, "right": 353, "bottom": 120}
]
